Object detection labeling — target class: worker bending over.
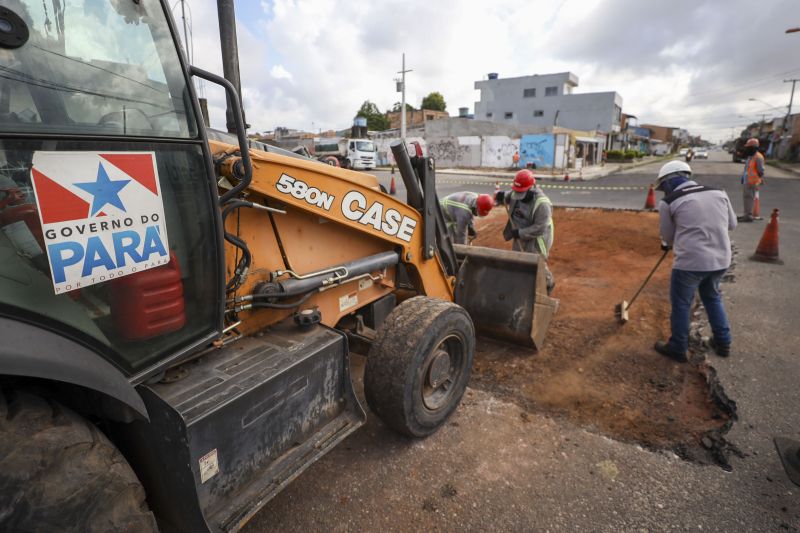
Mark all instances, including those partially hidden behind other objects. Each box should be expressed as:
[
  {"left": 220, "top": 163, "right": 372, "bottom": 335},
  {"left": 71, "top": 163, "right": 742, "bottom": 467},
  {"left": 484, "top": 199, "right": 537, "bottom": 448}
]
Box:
[
  {"left": 440, "top": 192, "right": 494, "bottom": 245},
  {"left": 496, "top": 169, "right": 555, "bottom": 293},
  {"left": 653, "top": 160, "right": 736, "bottom": 363}
]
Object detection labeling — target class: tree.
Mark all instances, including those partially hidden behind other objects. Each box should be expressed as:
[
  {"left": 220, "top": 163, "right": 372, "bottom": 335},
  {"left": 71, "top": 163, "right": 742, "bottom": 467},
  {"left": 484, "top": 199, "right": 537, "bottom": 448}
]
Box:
[
  {"left": 421, "top": 92, "right": 446, "bottom": 112},
  {"left": 356, "top": 100, "right": 390, "bottom": 131},
  {"left": 391, "top": 102, "right": 416, "bottom": 112}
]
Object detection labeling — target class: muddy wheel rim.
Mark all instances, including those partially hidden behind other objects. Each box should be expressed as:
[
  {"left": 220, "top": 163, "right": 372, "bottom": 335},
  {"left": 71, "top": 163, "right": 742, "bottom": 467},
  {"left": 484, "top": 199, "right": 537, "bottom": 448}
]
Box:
[{"left": 422, "top": 333, "right": 465, "bottom": 411}]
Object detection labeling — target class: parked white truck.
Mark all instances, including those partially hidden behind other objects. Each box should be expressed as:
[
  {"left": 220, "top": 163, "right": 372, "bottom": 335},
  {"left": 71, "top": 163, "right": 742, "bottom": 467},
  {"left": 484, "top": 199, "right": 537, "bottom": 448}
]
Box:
[{"left": 315, "top": 138, "right": 377, "bottom": 170}]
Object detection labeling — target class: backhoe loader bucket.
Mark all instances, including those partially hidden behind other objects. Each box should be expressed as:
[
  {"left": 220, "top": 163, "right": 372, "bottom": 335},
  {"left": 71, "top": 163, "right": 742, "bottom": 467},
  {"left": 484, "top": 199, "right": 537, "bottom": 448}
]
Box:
[{"left": 453, "top": 244, "right": 559, "bottom": 350}]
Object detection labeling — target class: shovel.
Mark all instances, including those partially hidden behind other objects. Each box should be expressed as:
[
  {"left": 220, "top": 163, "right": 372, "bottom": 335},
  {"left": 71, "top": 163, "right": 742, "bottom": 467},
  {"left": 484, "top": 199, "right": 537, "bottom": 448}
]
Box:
[{"left": 615, "top": 249, "right": 669, "bottom": 324}]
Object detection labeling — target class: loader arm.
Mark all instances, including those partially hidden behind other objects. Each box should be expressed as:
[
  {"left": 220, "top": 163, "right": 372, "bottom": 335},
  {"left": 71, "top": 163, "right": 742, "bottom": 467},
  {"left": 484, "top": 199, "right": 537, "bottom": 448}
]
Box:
[{"left": 210, "top": 139, "right": 454, "bottom": 332}]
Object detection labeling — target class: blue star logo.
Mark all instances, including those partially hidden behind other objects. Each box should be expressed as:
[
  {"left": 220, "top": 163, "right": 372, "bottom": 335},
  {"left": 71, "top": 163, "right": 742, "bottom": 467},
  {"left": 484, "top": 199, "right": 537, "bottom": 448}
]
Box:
[{"left": 75, "top": 163, "right": 130, "bottom": 216}]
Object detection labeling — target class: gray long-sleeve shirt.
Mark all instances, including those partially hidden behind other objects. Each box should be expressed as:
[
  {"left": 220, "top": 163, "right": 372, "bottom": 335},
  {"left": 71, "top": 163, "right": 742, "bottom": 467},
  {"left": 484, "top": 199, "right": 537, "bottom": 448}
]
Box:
[
  {"left": 659, "top": 180, "right": 737, "bottom": 271},
  {"left": 502, "top": 187, "right": 553, "bottom": 256},
  {"left": 441, "top": 191, "right": 478, "bottom": 245}
]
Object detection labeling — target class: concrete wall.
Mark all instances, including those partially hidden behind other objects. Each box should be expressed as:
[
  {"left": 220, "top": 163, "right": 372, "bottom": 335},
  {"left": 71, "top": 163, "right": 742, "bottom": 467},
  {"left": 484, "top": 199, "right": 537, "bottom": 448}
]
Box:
[
  {"left": 474, "top": 72, "right": 622, "bottom": 133},
  {"left": 370, "top": 123, "right": 602, "bottom": 169},
  {"left": 481, "top": 136, "right": 520, "bottom": 168},
  {"left": 425, "top": 118, "right": 552, "bottom": 138},
  {"left": 374, "top": 136, "right": 426, "bottom": 166},
  {"left": 427, "top": 136, "right": 482, "bottom": 167}
]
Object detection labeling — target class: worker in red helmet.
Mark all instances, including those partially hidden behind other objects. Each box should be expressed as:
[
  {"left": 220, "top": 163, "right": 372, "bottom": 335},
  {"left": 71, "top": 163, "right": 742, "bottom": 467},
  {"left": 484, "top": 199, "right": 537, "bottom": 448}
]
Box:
[
  {"left": 440, "top": 192, "right": 494, "bottom": 244},
  {"left": 739, "top": 137, "right": 765, "bottom": 222},
  {"left": 496, "top": 169, "right": 555, "bottom": 293}
]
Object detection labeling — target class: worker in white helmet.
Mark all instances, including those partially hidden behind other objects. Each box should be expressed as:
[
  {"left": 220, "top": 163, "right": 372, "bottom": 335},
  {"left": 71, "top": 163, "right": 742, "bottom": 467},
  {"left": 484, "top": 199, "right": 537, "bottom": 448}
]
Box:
[{"left": 652, "top": 160, "right": 737, "bottom": 363}]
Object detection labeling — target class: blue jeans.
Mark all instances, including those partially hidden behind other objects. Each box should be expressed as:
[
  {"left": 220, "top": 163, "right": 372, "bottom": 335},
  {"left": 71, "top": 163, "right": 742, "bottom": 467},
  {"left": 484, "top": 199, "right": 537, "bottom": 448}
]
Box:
[{"left": 668, "top": 268, "right": 732, "bottom": 354}]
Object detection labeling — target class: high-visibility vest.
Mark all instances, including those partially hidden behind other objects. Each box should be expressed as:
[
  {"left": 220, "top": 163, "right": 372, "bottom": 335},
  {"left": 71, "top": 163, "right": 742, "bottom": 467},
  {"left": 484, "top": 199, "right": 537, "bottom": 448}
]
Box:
[
  {"left": 441, "top": 198, "right": 471, "bottom": 222},
  {"left": 532, "top": 195, "right": 554, "bottom": 258},
  {"left": 746, "top": 152, "right": 764, "bottom": 186}
]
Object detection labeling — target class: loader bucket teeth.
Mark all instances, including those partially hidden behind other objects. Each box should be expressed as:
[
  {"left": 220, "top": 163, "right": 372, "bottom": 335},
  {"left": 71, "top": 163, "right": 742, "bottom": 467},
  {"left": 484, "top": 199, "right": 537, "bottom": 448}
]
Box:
[{"left": 453, "top": 244, "right": 559, "bottom": 350}]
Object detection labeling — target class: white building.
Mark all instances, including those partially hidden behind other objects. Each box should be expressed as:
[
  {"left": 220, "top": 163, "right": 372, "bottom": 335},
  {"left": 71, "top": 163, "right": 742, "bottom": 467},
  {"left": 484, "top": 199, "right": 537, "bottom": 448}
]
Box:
[{"left": 474, "top": 72, "right": 623, "bottom": 148}]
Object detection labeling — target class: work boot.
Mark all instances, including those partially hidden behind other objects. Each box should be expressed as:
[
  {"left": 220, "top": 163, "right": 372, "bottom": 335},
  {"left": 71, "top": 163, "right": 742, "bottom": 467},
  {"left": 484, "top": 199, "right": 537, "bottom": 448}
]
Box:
[
  {"left": 737, "top": 215, "right": 754, "bottom": 223},
  {"left": 654, "top": 341, "right": 688, "bottom": 363},
  {"left": 709, "top": 338, "right": 731, "bottom": 358}
]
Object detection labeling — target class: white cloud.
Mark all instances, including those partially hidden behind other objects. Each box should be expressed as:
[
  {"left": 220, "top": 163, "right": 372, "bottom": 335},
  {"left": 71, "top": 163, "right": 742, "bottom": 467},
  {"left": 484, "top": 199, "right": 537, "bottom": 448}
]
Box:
[
  {"left": 270, "top": 65, "right": 293, "bottom": 81},
  {"left": 185, "top": 0, "right": 800, "bottom": 142}
]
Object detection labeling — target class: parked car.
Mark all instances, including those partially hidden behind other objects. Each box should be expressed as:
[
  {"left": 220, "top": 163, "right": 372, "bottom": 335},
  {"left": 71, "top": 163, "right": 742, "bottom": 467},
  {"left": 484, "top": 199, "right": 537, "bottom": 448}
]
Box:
[{"left": 695, "top": 149, "right": 708, "bottom": 159}]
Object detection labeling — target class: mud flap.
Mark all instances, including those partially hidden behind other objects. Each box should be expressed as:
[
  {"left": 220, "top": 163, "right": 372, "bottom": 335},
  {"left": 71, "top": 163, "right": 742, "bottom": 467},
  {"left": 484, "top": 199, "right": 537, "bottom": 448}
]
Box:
[{"left": 453, "top": 244, "right": 559, "bottom": 349}]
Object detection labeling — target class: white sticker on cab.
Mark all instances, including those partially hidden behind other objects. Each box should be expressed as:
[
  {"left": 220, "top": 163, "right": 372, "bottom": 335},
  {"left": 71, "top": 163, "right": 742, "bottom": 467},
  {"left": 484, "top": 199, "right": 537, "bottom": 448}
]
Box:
[
  {"left": 339, "top": 292, "right": 358, "bottom": 312},
  {"left": 199, "top": 449, "right": 219, "bottom": 484}
]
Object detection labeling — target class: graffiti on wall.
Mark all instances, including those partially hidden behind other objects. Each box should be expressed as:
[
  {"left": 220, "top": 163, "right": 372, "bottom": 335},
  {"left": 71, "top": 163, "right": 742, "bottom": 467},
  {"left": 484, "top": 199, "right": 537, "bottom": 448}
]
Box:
[
  {"left": 481, "top": 136, "right": 520, "bottom": 168},
  {"left": 519, "top": 134, "right": 555, "bottom": 168},
  {"left": 427, "top": 137, "right": 480, "bottom": 167}
]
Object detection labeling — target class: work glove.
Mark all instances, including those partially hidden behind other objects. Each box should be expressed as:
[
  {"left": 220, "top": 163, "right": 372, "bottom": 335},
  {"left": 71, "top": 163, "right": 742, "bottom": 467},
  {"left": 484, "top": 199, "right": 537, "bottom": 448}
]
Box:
[
  {"left": 660, "top": 241, "right": 672, "bottom": 251},
  {"left": 511, "top": 228, "right": 520, "bottom": 239},
  {"left": 494, "top": 190, "right": 505, "bottom": 204},
  {"left": 468, "top": 226, "right": 477, "bottom": 238}
]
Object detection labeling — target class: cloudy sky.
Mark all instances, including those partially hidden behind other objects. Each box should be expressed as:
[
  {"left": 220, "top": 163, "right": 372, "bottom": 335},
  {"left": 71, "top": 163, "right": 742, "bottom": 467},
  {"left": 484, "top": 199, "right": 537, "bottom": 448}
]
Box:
[{"left": 183, "top": 0, "right": 800, "bottom": 143}]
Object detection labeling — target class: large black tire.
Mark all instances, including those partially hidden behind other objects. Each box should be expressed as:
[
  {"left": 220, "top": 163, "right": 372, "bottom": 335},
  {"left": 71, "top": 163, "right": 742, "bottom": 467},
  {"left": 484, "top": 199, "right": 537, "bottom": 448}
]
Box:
[
  {"left": 364, "top": 297, "right": 475, "bottom": 437},
  {"left": 0, "top": 388, "right": 158, "bottom": 532}
]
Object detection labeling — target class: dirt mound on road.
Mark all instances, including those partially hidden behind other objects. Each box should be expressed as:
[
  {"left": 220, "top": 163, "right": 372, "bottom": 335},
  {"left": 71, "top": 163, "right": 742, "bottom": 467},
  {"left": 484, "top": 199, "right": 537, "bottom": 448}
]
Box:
[{"left": 471, "top": 207, "right": 732, "bottom": 465}]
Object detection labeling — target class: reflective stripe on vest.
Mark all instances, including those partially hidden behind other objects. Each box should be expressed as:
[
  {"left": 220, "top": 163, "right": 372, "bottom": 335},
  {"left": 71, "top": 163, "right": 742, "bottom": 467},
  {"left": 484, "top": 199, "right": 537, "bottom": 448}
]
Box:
[
  {"left": 532, "top": 195, "right": 554, "bottom": 258},
  {"left": 747, "top": 153, "right": 763, "bottom": 186},
  {"left": 441, "top": 199, "right": 471, "bottom": 229},
  {"left": 442, "top": 199, "right": 471, "bottom": 212}
]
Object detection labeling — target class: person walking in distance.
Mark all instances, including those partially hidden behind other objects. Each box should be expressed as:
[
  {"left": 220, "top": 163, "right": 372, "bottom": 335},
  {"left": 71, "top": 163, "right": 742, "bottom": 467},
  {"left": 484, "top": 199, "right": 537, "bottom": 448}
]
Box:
[
  {"left": 652, "top": 161, "right": 737, "bottom": 363},
  {"left": 739, "top": 137, "right": 765, "bottom": 222},
  {"left": 496, "top": 169, "right": 555, "bottom": 293},
  {"left": 440, "top": 192, "right": 494, "bottom": 245}
]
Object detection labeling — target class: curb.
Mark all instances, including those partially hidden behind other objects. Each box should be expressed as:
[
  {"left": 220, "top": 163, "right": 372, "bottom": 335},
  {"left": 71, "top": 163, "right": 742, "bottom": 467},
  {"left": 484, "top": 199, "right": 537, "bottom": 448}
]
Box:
[{"left": 766, "top": 161, "right": 800, "bottom": 177}]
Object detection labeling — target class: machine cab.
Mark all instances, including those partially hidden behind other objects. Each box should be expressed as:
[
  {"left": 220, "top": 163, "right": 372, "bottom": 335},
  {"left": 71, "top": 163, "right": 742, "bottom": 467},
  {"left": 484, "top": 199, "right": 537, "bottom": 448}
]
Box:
[{"left": 0, "top": 0, "right": 223, "bottom": 381}]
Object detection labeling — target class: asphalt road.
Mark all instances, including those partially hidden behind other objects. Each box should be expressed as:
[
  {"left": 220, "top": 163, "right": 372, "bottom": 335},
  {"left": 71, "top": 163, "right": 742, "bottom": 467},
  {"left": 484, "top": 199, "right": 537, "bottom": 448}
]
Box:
[{"left": 244, "top": 151, "right": 800, "bottom": 532}]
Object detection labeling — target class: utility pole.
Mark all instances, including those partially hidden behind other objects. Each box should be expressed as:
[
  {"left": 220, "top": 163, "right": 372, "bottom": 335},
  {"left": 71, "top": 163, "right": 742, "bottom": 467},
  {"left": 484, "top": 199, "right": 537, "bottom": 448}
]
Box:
[
  {"left": 783, "top": 78, "right": 798, "bottom": 127},
  {"left": 397, "top": 53, "right": 412, "bottom": 142}
]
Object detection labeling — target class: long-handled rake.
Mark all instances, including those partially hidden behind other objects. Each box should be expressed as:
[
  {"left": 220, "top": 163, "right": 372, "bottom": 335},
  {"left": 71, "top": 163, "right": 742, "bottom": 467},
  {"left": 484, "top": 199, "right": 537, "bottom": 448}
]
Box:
[{"left": 615, "top": 249, "right": 669, "bottom": 324}]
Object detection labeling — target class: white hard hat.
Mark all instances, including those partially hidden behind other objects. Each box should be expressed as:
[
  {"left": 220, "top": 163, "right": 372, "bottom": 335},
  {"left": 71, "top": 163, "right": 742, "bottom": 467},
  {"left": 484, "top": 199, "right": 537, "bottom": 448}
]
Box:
[{"left": 655, "top": 160, "right": 692, "bottom": 189}]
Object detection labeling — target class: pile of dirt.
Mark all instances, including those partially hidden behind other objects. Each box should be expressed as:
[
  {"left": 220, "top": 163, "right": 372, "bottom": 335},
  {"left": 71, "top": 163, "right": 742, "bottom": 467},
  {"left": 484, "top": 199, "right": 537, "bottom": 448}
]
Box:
[{"left": 471, "top": 207, "right": 733, "bottom": 465}]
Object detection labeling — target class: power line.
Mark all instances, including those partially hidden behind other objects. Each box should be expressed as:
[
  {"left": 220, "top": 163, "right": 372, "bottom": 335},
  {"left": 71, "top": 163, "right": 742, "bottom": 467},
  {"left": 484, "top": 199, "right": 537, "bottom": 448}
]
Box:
[{"left": 684, "top": 67, "right": 800, "bottom": 102}]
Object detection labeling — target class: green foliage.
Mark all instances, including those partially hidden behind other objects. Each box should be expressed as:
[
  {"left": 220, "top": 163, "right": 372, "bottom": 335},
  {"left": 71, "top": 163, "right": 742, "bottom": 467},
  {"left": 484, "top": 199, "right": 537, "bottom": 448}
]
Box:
[
  {"left": 605, "top": 149, "right": 642, "bottom": 161},
  {"left": 356, "top": 100, "right": 390, "bottom": 131},
  {"left": 392, "top": 102, "right": 416, "bottom": 112},
  {"left": 421, "top": 92, "right": 447, "bottom": 112}
]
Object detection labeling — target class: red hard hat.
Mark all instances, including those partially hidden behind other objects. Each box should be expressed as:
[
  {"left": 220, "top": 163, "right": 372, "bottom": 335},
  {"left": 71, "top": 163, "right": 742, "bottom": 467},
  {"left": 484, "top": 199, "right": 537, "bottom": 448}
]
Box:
[
  {"left": 476, "top": 194, "right": 493, "bottom": 216},
  {"left": 745, "top": 138, "right": 759, "bottom": 147},
  {"left": 512, "top": 169, "right": 536, "bottom": 192}
]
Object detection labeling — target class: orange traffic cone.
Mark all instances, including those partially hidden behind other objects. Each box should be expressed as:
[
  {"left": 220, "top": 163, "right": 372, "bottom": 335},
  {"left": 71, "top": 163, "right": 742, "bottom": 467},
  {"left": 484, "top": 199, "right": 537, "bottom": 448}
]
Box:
[
  {"left": 751, "top": 208, "right": 783, "bottom": 264},
  {"left": 644, "top": 184, "right": 657, "bottom": 209},
  {"left": 753, "top": 190, "right": 762, "bottom": 220},
  {"left": 389, "top": 169, "right": 397, "bottom": 195}
]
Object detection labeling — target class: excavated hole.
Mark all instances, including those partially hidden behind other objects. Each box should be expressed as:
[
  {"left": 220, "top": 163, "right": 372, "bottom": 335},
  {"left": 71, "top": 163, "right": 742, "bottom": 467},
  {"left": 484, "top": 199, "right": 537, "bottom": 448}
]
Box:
[{"left": 471, "top": 207, "right": 739, "bottom": 469}]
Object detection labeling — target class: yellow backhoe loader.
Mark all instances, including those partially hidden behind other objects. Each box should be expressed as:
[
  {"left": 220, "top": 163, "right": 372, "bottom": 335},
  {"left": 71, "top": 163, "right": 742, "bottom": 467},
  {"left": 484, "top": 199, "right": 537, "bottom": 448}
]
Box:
[{"left": 0, "top": 0, "right": 556, "bottom": 531}]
